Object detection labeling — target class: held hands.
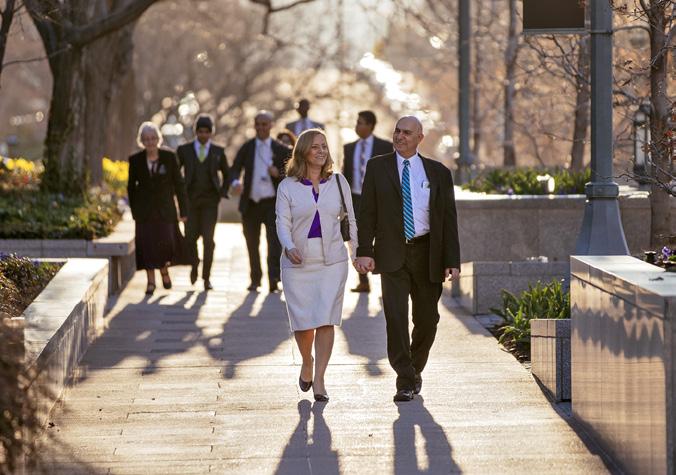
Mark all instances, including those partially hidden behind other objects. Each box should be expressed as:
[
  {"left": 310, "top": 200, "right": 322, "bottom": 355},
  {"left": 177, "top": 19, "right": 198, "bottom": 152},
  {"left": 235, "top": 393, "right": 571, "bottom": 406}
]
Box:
[
  {"left": 354, "top": 257, "right": 375, "bottom": 274},
  {"left": 285, "top": 247, "right": 303, "bottom": 265},
  {"left": 445, "top": 268, "right": 460, "bottom": 282}
]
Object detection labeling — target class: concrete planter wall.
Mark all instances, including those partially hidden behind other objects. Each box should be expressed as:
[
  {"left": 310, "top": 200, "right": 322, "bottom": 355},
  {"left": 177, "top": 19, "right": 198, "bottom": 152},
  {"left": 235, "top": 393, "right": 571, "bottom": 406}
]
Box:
[
  {"left": 571, "top": 255, "right": 676, "bottom": 475},
  {"left": 14, "top": 258, "right": 109, "bottom": 428},
  {"left": 455, "top": 189, "right": 664, "bottom": 263},
  {"left": 0, "top": 216, "right": 135, "bottom": 295},
  {"left": 456, "top": 261, "right": 569, "bottom": 314},
  {"left": 531, "top": 319, "right": 571, "bottom": 402}
]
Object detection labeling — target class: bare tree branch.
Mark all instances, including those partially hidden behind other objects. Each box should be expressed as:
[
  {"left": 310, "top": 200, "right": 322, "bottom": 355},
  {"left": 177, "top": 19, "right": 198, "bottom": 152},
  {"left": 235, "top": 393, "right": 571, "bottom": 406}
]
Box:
[{"left": 68, "top": 0, "right": 159, "bottom": 46}]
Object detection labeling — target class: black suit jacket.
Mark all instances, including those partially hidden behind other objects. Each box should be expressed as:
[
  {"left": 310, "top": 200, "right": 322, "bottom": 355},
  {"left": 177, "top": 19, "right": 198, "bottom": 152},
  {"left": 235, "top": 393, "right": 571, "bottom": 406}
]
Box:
[
  {"left": 342, "top": 135, "right": 393, "bottom": 189},
  {"left": 127, "top": 148, "right": 188, "bottom": 223},
  {"left": 356, "top": 152, "right": 460, "bottom": 282},
  {"left": 228, "top": 138, "right": 291, "bottom": 214},
  {"left": 176, "top": 141, "right": 230, "bottom": 199}
]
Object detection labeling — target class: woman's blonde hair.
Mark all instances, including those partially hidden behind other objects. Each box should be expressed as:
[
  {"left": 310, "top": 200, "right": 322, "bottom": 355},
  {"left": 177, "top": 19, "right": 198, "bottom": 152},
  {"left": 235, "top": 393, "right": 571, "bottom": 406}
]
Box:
[
  {"left": 285, "top": 128, "right": 334, "bottom": 180},
  {"left": 136, "top": 121, "right": 164, "bottom": 148}
]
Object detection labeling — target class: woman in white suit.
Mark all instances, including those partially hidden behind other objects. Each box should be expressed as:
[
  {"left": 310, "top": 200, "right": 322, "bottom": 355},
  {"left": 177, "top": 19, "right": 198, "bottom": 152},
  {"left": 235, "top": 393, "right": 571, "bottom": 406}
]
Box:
[{"left": 276, "top": 128, "right": 358, "bottom": 402}]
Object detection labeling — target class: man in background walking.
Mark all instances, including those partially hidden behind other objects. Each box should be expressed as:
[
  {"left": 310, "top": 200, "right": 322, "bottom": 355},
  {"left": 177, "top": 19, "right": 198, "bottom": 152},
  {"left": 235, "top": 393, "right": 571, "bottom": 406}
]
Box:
[
  {"left": 230, "top": 111, "right": 290, "bottom": 293},
  {"left": 342, "top": 110, "right": 392, "bottom": 293},
  {"left": 286, "top": 98, "right": 324, "bottom": 136},
  {"left": 177, "top": 115, "right": 229, "bottom": 291}
]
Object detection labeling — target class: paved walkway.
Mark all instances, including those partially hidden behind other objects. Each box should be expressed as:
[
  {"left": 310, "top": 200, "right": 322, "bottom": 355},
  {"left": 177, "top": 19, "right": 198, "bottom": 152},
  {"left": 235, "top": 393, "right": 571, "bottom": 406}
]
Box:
[{"left": 38, "top": 224, "right": 611, "bottom": 474}]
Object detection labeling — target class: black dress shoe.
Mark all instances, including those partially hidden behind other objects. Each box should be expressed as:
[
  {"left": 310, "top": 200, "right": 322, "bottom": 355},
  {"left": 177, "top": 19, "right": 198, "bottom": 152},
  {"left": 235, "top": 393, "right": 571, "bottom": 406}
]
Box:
[
  {"left": 190, "top": 266, "right": 198, "bottom": 285},
  {"left": 314, "top": 393, "right": 329, "bottom": 402},
  {"left": 204, "top": 280, "right": 213, "bottom": 291},
  {"left": 269, "top": 279, "right": 280, "bottom": 293},
  {"left": 393, "top": 389, "right": 414, "bottom": 402},
  {"left": 414, "top": 373, "right": 422, "bottom": 395},
  {"left": 298, "top": 376, "right": 312, "bottom": 392},
  {"left": 247, "top": 283, "right": 260, "bottom": 292}
]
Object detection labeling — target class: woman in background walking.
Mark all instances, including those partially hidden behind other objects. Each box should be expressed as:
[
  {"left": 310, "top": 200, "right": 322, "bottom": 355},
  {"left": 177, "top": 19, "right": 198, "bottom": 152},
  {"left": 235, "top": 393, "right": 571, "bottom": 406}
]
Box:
[
  {"left": 127, "top": 122, "right": 188, "bottom": 295},
  {"left": 275, "top": 129, "right": 358, "bottom": 402}
]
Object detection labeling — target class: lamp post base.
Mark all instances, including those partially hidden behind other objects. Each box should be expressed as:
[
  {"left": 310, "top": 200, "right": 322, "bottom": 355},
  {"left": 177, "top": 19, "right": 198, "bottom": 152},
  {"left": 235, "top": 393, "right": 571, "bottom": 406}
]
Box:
[{"left": 575, "top": 182, "right": 630, "bottom": 255}]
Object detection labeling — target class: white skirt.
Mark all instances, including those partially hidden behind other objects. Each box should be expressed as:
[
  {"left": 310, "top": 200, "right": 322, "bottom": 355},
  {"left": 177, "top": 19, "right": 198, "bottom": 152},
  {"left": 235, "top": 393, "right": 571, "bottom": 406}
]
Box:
[{"left": 282, "top": 238, "right": 348, "bottom": 331}]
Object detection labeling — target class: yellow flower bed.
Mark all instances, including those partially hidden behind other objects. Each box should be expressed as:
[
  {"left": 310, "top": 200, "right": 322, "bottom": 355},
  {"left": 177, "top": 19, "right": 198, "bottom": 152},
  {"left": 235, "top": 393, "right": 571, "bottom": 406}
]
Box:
[
  {"left": 0, "top": 156, "right": 42, "bottom": 190},
  {"left": 102, "top": 157, "right": 128, "bottom": 197}
]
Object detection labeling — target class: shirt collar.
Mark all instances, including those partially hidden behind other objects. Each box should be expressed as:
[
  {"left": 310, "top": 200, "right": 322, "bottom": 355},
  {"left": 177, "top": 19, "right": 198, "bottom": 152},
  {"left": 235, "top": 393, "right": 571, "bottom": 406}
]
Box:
[
  {"left": 256, "top": 137, "right": 272, "bottom": 147},
  {"left": 396, "top": 151, "right": 420, "bottom": 167},
  {"left": 194, "top": 139, "right": 211, "bottom": 151},
  {"left": 360, "top": 134, "right": 374, "bottom": 146}
]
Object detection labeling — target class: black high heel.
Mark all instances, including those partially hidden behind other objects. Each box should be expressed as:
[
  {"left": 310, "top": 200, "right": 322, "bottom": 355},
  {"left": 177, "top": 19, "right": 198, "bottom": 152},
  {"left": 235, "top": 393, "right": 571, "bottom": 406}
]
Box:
[
  {"left": 145, "top": 283, "right": 156, "bottom": 295},
  {"left": 160, "top": 270, "right": 172, "bottom": 289},
  {"left": 313, "top": 393, "right": 329, "bottom": 402},
  {"left": 299, "top": 376, "right": 312, "bottom": 392}
]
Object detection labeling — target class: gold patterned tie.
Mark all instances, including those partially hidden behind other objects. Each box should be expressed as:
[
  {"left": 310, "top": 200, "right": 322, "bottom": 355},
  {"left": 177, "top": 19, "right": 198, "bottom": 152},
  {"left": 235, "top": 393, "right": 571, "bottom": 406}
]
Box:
[{"left": 198, "top": 143, "right": 206, "bottom": 162}]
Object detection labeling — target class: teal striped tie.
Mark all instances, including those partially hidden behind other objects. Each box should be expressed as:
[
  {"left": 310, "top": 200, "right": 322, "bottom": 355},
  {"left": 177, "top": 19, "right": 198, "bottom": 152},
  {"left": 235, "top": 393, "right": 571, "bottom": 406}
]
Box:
[{"left": 402, "top": 160, "right": 415, "bottom": 240}]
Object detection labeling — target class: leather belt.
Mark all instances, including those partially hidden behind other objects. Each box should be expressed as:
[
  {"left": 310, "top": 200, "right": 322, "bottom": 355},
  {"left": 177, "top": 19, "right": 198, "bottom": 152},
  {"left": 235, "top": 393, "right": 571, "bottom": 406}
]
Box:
[{"left": 405, "top": 233, "right": 430, "bottom": 245}]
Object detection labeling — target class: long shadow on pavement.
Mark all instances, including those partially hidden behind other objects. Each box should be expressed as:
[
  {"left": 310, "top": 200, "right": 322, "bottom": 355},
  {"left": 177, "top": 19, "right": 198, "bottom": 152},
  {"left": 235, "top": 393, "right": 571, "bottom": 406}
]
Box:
[
  {"left": 340, "top": 292, "right": 388, "bottom": 376},
  {"left": 203, "top": 290, "right": 290, "bottom": 379},
  {"left": 394, "top": 397, "right": 461, "bottom": 474},
  {"left": 78, "top": 290, "right": 206, "bottom": 376},
  {"left": 274, "top": 400, "right": 339, "bottom": 475}
]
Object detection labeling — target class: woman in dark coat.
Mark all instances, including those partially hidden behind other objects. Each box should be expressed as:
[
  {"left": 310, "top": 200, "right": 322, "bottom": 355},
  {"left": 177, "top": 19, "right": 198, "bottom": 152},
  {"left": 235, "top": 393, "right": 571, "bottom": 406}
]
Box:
[{"left": 127, "top": 122, "right": 188, "bottom": 295}]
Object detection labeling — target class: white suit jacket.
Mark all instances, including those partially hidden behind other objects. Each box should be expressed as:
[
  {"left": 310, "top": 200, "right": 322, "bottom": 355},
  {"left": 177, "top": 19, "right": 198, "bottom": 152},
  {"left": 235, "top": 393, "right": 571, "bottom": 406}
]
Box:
[{"left": 275, "top": 173, "right": 358, "bottom": 269}]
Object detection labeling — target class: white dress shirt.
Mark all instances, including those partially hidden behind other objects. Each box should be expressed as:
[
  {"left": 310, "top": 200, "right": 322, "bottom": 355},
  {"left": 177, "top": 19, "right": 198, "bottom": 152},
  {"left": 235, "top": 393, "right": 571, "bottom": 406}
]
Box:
[
  {"left": 351, "top": 135, "right": 374, "bottom": 195},
  {"left": 396, "top": 151, "right": 430, "bottom": 237},
  {"left": 250, "top": 138, "right": 276, "bottom": 202},
  {"left": 293, "top": 119, "right": 310, "bottom": 136}
]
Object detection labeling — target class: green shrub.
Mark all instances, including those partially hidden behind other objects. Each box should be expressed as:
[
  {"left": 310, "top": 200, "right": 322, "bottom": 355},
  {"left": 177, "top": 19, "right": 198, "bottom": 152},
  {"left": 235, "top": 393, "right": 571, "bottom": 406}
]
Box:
[
  {"left": 463, "top": 168, "right": 591, "bottom": 195},
  {"left": 0, "top": 191, "right": 122, "bottom": 239},
  {"left": 491, "top": 279, "right": 570, "bottom": 359}
]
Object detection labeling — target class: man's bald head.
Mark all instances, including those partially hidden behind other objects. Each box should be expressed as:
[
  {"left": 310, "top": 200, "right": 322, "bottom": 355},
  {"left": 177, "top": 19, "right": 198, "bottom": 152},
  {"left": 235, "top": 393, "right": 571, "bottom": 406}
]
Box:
[{"left": 393, "top": 115, "right": 424, "bottom": 158}]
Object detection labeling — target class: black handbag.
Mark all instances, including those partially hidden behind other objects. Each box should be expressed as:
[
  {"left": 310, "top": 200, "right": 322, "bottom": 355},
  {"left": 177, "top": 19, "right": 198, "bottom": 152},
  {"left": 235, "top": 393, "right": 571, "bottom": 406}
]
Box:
[{"left": 335, "top": 174, "right": 350, "bottom": 242}]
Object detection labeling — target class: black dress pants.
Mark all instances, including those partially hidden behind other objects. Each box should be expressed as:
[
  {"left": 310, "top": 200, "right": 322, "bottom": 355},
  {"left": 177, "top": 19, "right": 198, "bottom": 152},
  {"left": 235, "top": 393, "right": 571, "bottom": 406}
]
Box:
[
  {"left": 380, "top": 236, "right": 442, "bottom": 390},
  {"left": 242, "top": 198, "right": 281, "bottom": 286},
  {"left": 185, "top": 200, "right": 219, "bottom": 280}
]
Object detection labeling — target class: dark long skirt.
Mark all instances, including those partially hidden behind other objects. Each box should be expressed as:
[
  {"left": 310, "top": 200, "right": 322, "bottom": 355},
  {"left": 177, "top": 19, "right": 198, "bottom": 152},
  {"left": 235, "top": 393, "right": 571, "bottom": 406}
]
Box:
[{"left": 135, "top": 221, "right": 188, "bottom": 270}]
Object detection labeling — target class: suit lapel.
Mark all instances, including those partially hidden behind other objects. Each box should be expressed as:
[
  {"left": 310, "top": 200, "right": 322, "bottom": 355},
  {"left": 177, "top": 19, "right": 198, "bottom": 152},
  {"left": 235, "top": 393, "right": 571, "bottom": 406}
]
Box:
[
  {"left": 420, "top": 155, "right": 439, "bottom": 207},
  {"left": 384, "top": 153, "right": 402, "bottom": 199}
]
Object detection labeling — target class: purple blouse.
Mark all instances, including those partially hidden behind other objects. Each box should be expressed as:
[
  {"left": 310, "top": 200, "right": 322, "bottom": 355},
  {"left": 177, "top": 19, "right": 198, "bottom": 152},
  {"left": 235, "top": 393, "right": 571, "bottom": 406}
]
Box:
[{"left": 300, "top": 178, "right": 327, "bottom": 238}]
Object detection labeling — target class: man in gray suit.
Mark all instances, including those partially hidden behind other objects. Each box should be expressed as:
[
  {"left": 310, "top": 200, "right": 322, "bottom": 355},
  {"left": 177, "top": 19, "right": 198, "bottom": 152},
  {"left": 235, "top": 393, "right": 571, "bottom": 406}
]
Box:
[{"left": 286, "top": 98, "right": 324, "bottom": 136}]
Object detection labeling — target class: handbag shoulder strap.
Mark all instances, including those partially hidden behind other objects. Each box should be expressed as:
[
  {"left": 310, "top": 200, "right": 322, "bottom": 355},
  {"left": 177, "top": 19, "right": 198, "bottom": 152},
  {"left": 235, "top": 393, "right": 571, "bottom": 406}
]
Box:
[{"left": 335, "top": 173, "right": 347, "bottom": 213}]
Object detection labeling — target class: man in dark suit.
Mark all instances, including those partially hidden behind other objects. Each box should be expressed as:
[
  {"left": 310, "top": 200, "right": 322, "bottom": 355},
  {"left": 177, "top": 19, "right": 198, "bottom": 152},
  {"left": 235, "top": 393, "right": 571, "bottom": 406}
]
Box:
[
  {"left": 229, "top": 111, "right": 290, "bottom": 292},
  {"left": 342, "top": 110, "right": 393, "bottom": 293},
  {"left": 285, "top": 98, "right": 324, "bottom": 136},
  {"left": 355, "top": 116, "right": 460, "bottom": 402},
  {"left": 176, "top": 115, "right": 229, "bottom": 291}
]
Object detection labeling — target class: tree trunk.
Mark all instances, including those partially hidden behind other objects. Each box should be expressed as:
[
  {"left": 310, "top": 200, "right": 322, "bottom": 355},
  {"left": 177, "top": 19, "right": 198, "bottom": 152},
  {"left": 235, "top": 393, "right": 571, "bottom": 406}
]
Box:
[
  {"left": 84, "top": 25, "right": 137, "bottom": 185},
  {"left": 0, "top": 0, "right": 17, "bottom": 82},
  {"left": 570, "top": 36, "right": 590, "bottom": 172},
  {"left": 502, "top": 0, "right": 518, "bottom": 167},
  {"left": 40, "top": 47, "right": 88, "bottom": 194},
  {"left": 647, "top": 3, "right": 672, "bottom": 247}
]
